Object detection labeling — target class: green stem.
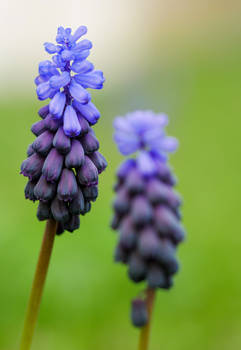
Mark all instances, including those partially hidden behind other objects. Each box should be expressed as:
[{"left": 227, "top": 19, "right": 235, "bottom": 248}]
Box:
[
  {"left": 138, "top": 288, "right": 156, "bottom": 350},
  {"left": 20, "top": 219, "right": 57, "bottom": 350}
]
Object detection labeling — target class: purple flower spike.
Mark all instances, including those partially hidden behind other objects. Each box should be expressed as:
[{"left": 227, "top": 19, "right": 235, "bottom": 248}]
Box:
[
  {"left": 111, "top": 110, "right": 185, "bottom": 327},
  {"left": 20, "top": 26, "right": 107, "bottom": 234}
]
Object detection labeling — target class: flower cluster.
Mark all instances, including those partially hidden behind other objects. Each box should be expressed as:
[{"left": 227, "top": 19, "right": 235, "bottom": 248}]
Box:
[
  {"left": 112, "top": 110, "right": 185, "bottom": 327},
  {"left": 20, "top": 26, "right": 107, "bottom": 234}
]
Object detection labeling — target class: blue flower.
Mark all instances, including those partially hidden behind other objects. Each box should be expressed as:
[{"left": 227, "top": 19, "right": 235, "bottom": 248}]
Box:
[{"left": 35, "top": 26, "right": 105, "bottom": 137}]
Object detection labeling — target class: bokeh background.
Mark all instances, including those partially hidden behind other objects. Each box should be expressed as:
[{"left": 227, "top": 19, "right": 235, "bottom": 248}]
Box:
[{"left": 0, "top": 1, "right": 241, "bottom": 349}]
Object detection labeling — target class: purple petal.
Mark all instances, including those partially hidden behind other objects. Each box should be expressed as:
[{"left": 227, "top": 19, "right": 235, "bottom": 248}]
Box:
[
  {"left": 136, "top": 151, "right": 157, "bottom": 176},
  {"left": 72, "top": 26, "right": 87, "bottom": 42},
  {"left": 49, "top": 72, "right": 70, "bottom": 89},
  {"left": 71, "top": 60, "right": 94, "bottom": 74},
  {"left": 49, "top": 92, "right": 66, "bottom": 118},
  {"left": 44, "top": 42, "right": 59, "bottom": 54},
  {"left": 74, "top": 70, "right": 105, "bottom": 89},
  {"left": 69, "top": 80, "right": 91, "bottom": 104},
  {"left": 73, "top": 100, "right": 100, "bottom": 124},
  {"left": 63, "top": 105, "right": 81, "bottom": 137}
]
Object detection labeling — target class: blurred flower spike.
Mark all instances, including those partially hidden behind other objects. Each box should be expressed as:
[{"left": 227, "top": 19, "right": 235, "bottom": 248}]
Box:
[{"left": 112, "top": 110, "right": 185, "bottom": 327}]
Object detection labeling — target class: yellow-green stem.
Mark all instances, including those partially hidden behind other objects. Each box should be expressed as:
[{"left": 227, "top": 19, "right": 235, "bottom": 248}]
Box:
[
  {"left": 138, "top": 288, "right": 156, "bottom": 350},
  {"left": 20, "top": 219, "right": 57, "bottom": 350}
]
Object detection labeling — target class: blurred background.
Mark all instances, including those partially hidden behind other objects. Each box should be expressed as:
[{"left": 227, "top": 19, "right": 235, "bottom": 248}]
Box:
[{"left": 0, "top": 0, "right": 240, "bottom": 349}]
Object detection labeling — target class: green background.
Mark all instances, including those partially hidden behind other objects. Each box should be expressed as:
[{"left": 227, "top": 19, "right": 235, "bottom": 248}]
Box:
[{"left": 0, "top": 12, "right": 241, "bottom": 350}]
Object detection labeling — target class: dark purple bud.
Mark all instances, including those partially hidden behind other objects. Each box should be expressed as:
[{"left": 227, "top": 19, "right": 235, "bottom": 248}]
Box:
[
  {"left": 119, "top": 216, "right": 137, "bottom": 249},
  {"left": 80, "top": 131, "right": 99, "bottom": 154},
  {"left": 20, "top": 153, "right": 44, "bottom": 180},
  {"left": 147, "top": 264, "right": 166, "bottom": 288},
  {"left": 114, "top": 244, "right": 129, "bottom": 263},
  {"left": 69, "top": 188, "right": 85, "bottom": 215},
  {"left": 77, "top": 156, "right": 98, "bottom": 186},
  {"left": 88, "top": 151, "right": 107, "bottom": 174},
  {"left": 113, "top": 187, "right": 130, "bottom": 215},
  {"left": 51, "top": 197, "right": 70, "bottom": 223},
  {"left": 24, "top": 180, "right": 37, "bottom": 201},
  {"left": 131, "top": 196, "right": 153, "bottom": 227},
  {"left": 117, "top": 159, "right": 136, "bottom": 180},
  {"left": 32, "top": 130, "right": 54, "bottom": 156},
  {"left": 165, "top": 258, "right": 179, "bottom": 275},
  {"left": 44, "top": 114, "right": 61, "bottom": 132},
  {"left": 156, "top": 239, "right": 176, "bottom": 265},
  {"left": 31, "top": 119, "right": 46, "bottom": 136},
  {"left": 155, "top": 161, "right": 176, "bottom": 186},
  {"left": 57, "top": 168, "right": 78, "bottom": 201},
  {"left": 147, "top": 179, "right": 181, "bottom": 208},
  {"left": 27, "top": 144, "right": 35, "bottom": 157},
  {"left": 56, "top": 223, "right": 65, "bottom": 235},
  {"left": 65, "top": 139, "right": 84, "bottom": 168},
  {"left": 38, "top": 105, "right": 49, "bottom": 119},
  {"left": 128, "top": 253, "right": 147, "bottom": 283},
  {"left": 37, "top": 201, "right": 51, "bottom": 221},
  {"left": 81, "top": 200, "right": 91, "bottom": 215},
  {"left": 82, "top": 185, "right": 98, "bottom": 202},
  {"left": 154, "top": 206, "right": 185, "bottom": 243},
  {"left": 53, "top": 126, "right": 71, "bottom": 155},
  {"left": 34, "top": 175, "right": 57, "bottom": 201},
  {"left": 111, "top": 213, "right": 121, "bottom": 230},
  {"left": 42, "top": 148, "right": 64, "bottom": 182},
  {"left": 138, "top": 227, "right": 159, "bottom": 259},
  {"left": 77, "top": 113, "right": 90, "bottom": 134},
  {"left": 63, "top": 215, "right": 80, "bottom": 232},
  {"left": 125, "top": 168, "right": 145, "bottom": 194},
  {"left": 131, "top": 299, "right": 148, "bottom": 328}
]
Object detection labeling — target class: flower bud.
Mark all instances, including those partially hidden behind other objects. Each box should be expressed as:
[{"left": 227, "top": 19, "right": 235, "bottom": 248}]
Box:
[
  {"left": 37, "top": 201, "right": 51, "bottom": 221},
  {"left": 77, "top": 156, "right": 98, "bottom": 186},
  {"left": 32, "top": 130, "right": 54, "bottom": 156},
  {"left": 113, "top": 187, "right": 130, "bottom": 215},
  {"left": 63, "top": 215, "right": 80, "bottom": 232},
  {"left": 57, "top": 169, "right": 78, "bottom": 201},
  {"left": 53, "top": 126, "right": 71, "bottom": 155},
  {"left": 80, "top": 131, "right": 99, "bottom": 154},
  {"left": 128, "top": 253, "right": 147, "bottom": 283},
  {"left": 65, "top": 139, "right": 84, "bottom": 168},
  {"left": 34, "top": 175, "right": 57, "bottom": 201},
  {"left": 42, "top": 148, "right": 64, "bottom": 182},
  {"left": 88, "top": 152, "right": 107, "bottom": 174},
  {"left": 119, "top": 217, "right": 137, "bottom": 250},
  {"left": 51, "top": 197, "right": 70, "bottom": 223},
  {"left": 25, "top": 180, "right": 37, "bottom": 201},
  {"left": 82, "top": 185, "right": 98, "bottom": 202},
  {"left": 31, "top": 119, "right": 46, "bottom": 136},
  {"left": 44, "top": 114, "right": 61, "bottom": 132},
  {"left": 27, "top": 144, "right": 35, "bottom": 157},
  {"left": 38, "top": 105, "right": 49, "bottom": 119},
  {"left": 147, "top": 264, "right": 166, "bottom": 288},
  {"left": 131, "top": 299, "right": 148, "bottom": 328},
  {"left": 21, "top": 153, "right": 44, "bottom": 180},
  {"left": 130, "top": 196, "right": 153, "bottom": 227}
]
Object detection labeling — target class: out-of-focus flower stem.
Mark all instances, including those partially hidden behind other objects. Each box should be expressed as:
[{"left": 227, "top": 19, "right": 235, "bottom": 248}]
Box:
[
  {"left": 20, "top": 219, "right": 57, "bottom": 350},
  {"left": 138, "top": 288, "right": 156, "bottom": 350}
]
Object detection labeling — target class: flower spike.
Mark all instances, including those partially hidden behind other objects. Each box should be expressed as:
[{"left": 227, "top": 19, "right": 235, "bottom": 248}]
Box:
[{"left": 111, "top": 110, "right": 185, "bottom": 331}]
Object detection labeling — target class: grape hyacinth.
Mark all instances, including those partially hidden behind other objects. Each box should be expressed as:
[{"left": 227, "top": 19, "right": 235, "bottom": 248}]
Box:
[
  {"left": 111, "top": 110, "right": 185, "bottom": 328},
  {"left": 20, "top": 26, "right": 107, "bottom": 234}
]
